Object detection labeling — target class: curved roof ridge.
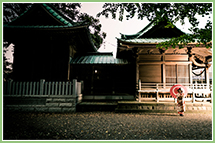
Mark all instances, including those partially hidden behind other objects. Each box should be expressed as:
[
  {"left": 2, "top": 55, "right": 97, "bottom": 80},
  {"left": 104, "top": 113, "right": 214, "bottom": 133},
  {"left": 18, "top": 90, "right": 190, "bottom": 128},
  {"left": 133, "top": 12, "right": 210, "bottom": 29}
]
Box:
[{"left": 119, "top": 18, "right": 188, "bottom": 40}]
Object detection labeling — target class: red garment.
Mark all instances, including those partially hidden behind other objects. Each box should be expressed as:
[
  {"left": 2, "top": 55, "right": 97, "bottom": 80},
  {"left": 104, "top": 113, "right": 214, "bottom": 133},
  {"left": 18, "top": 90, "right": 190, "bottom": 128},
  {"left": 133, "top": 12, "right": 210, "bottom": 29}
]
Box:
[{"left": 177, "top": 93, "right": 185, "bottom": 115}]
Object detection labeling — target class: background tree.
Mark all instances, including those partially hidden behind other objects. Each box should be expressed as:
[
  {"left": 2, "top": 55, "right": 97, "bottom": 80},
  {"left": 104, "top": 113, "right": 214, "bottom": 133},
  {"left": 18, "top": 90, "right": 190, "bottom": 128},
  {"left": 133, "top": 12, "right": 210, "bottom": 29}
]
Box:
[
  {"left": 3, "top": 3, "right": 106, "bottom": 80},
  {"left": 4, "top": 3, "right": 106, "bottom": 49},
  {"left": 97, "top": 3, "right": 212, "bottom": 49}
]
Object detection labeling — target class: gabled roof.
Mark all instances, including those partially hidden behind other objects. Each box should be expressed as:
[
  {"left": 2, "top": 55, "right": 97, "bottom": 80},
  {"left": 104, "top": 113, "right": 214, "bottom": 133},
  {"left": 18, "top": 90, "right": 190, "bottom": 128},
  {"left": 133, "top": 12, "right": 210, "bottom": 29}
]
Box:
[
  {"left": 4, "top": 3, "right": 85, "bottom": 28},
  {"left": 118, "top": 19, "right": 186, "bottom": 44},
  {"left": 4, "top": 3, "right": 97, "bottom": 52}
]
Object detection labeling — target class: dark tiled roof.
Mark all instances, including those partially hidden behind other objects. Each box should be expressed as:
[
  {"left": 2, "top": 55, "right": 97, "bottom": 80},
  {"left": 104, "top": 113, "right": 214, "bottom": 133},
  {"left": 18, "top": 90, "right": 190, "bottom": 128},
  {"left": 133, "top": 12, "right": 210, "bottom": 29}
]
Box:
[
  {"left": 70, "top": 53, "right": 129, "bottom": 64},
  {"left": 4, "top": 3, "right": 85, "bottom": 28}
]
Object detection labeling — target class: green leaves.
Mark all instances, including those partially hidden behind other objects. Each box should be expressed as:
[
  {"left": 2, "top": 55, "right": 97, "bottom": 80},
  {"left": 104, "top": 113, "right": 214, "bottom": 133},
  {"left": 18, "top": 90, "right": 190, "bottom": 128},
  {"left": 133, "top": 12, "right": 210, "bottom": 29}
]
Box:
[{"left": 98, "top": 3, "right": 212, "bottom": 49}]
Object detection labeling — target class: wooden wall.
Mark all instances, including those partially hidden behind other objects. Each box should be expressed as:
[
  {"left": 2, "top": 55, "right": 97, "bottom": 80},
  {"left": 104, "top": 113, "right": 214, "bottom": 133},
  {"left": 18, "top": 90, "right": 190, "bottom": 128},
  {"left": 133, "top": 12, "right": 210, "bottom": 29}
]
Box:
[
  {"left": 137, "top": 47, "right": 190, "bottom": 84},
  {"left": 139, "top": 65, "right": 162, "bottom": 83}
]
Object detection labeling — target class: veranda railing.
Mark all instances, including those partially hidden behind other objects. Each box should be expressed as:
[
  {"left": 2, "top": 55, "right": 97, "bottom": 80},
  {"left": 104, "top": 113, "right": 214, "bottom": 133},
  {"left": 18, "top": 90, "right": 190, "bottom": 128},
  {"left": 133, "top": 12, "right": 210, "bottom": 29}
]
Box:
[{"left": 138, "top": 79, "right": 212, "bottom": 103}]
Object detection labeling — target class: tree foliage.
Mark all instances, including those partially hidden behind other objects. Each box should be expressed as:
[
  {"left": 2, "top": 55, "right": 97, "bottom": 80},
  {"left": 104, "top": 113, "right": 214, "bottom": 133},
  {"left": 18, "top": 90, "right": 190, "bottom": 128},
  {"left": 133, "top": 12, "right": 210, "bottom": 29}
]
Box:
[
  {"left": 97, "top": 3, "right": 212, "bottom": 49},
  {"left": 3, "top": 3, "right": 106, "bottom": 49},
  {"left": 3, "top": 3, "right": 106, "bottom": 80}
]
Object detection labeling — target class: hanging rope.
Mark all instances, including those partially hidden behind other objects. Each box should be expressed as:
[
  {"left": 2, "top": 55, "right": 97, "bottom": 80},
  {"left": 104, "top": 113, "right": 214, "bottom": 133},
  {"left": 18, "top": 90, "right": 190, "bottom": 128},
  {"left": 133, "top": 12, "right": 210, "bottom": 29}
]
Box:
[{"left": 192, "top": 68, "right": 205, "bottom": 76}]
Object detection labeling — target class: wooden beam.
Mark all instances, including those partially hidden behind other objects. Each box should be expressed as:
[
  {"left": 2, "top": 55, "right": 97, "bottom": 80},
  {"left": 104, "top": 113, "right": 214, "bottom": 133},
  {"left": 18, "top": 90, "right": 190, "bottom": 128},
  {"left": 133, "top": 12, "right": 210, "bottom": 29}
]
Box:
[{"left": 138, "top": 61, "right": 192, "bottom": 65}]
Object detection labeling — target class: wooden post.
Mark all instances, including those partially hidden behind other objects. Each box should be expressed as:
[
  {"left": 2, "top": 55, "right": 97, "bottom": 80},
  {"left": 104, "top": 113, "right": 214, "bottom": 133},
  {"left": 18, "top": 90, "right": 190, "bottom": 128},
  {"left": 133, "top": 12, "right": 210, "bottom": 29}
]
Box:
[
  {"left": 156, "top": 84, "right": 159, "bottom": 102},
  {"left": 19, "top": 82, "right": 22, "bottom": 95},
  {"left": 36, "top": 82, "right": 39, "bottom": 95},
  {"left": 138, "top": 79, "right": 141, "bottom": 91},
  {"left": 192, "top": 92, "right": 195, "bottom": 103},
  {"left": 73, "top": 79, "right": 77, "bottom": 97},
  {"left": 81, "top": 80, "right": 84, "bottom": 94},
  {"left": 55, "top": 82, "right": 58, "bottom": 95},
  {"left": 136, "top": 63, "right": 139, "bottom": 85},
  {"left": 22, "top": 82, "right": 26, "bottom": 95},
  {"left": 40, "top": 79, "right": 45, "bottom": 95},
  {"left": 205, "top": 67, "right": 210, "bottom": 90},
  {"left": 26, "top": 82, "right": 29, "bottom": 95},
  {"left": 69, "top": 82, "right": 72, "bottom": 95},
  {"left": 45, "top": 82, "right": 48, "bottom": 95},
  {"left": 59, "top": 82, "right": 62, "bottom": 95},
  {"left": 52, "top": 82, "right": 55, "bottom": 95},
  {"left": 138, "top": 79, "right": 141, "bottom": 102},
  {"left": 62, "top": 82, "right": 65, "bottom": 95},
  {"left": 48, "top": 82, "right": 51, "bottom": 95},
  {"left": 66, "top": 82, "right": 69, "bottom": 95},
  {"left": 163, "top": 64, "right": 166, "bottom": 89},
  {"left": 156, "top": 91, "right": 159, "bottom": 103},
  {"left": 30, "top": 82, "right": 37, "bottom": 95},
  {"left": 189, "top": 63, "right": 192, "bottom": 84}
]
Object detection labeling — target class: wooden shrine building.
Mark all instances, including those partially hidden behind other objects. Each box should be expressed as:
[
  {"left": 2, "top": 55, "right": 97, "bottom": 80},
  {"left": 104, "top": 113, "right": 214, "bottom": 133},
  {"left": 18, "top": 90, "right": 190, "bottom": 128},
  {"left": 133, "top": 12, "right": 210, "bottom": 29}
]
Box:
[
  {"left": 4, "top": 3, "right": 97, "bottom": 82},
  {"left": 4, "top": 3, "right": 212, "bottom": 102},
  {"left": 3, "top": 3, "right": 135, "bottom": 99},
  {"left": 117, "top": 19, "right": 212, "bottom": 102}
]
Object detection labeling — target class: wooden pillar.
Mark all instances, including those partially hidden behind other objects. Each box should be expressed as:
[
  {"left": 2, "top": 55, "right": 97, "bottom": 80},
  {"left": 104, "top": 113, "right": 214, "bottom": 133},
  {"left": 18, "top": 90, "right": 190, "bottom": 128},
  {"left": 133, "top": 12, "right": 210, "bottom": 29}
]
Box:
[
  {"left": 138, "top": 79, "right": 141, "bottom": 102},
  {"left": 189, "top": 63, "right": 192, "bottom": 84},
  {"left": 73, "top": 79, "right": 77, "bottom": 97},
  {"left": 136, "top": 63, "right": 139, "bottom": 84},
  {"left": 205, "top": 67, "right": 210, "bottom": 89},
  {"left": 161, "top": 51, "right": 165, "bottom": 88},
  {"left": 67, "top": 45, "right": 72, "bottom": 81},
  {"left": 162, "top": 64, "right": 166, "bottom": 88}
]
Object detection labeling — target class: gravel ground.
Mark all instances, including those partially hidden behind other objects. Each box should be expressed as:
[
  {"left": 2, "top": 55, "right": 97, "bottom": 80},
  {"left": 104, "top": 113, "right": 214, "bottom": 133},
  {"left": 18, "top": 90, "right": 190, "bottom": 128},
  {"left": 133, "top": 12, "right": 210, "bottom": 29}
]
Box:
[{"left": 3, "top": 112, "right": 212, "bottom": 140}]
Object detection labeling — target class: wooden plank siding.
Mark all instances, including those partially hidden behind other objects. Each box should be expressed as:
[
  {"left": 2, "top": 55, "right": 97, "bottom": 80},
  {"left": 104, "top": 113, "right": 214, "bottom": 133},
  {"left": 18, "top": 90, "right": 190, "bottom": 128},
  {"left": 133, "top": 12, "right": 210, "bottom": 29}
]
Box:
[{"left": 139, "top": 65, "right": 162, "bottom": 83}]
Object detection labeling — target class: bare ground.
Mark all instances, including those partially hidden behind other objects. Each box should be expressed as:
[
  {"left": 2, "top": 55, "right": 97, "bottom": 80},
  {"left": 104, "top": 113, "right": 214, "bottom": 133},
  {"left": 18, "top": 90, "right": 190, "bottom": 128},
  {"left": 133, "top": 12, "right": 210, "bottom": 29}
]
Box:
[{"left": 3, "top": 111, "right": 212, "bottom": 140}]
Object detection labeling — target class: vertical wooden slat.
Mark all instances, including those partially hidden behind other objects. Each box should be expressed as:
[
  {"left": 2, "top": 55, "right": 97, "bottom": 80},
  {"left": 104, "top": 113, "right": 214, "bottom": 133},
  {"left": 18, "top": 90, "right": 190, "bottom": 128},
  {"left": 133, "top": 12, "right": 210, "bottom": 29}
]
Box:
[
  {"left": 16, "top": 82, "right": 19, "bottom": 95},
  {"left": 30, "top": 82, "right": 36, "bottom": 95},
  {"left": 62, "top": 82, "right": 65, "bottom": 95},
  {"left": 73, "top": 79, "right": 77, "bottom": 97},
  {"left": 19, "top": 82, "right": 22, "bottom": 95},
  {"left": 66, "top": 82, "right": 69, "bottom": 95},
  {"left": 26, "top": 82, "right": 29, "bottom": 95},
  {"left": 36, "top": 82, "right": 39, "bottom": 95},
  {"left": 55, "top": 82, "right": 58, "bottom": 95},
  {"left": 59, "top": 82, "right": 62, "bottom": 95},
  {"left": 48, "top": 82, "right": 51, "bottom": 95},
  {"left": 69, "top": 82, "right": 72, "bottom": 95},
  {"left": 22, "top": 82, "right": 26, "bottom": 95},
  {"left": 40, "top": 79, "right": 45, "bottom": 95},
  {"left": 45, "top": 82, "right": 48, "bottom": 95},
  {"left": 52, "top": 82, "right": 55, "bottom": 95}
]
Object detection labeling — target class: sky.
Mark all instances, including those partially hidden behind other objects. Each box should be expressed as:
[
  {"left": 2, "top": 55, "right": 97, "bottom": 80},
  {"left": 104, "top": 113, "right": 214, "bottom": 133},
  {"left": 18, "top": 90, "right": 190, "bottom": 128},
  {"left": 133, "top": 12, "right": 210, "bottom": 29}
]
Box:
[{"left": 80, "top": 2, "right": 212, "bottom": 57}]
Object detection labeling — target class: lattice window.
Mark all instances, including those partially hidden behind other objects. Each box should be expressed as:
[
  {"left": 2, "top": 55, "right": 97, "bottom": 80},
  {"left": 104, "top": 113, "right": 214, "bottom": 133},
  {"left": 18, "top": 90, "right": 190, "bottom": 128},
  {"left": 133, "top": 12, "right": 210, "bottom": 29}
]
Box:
[
  {"left": 178, "top": 65, "right": 189, "bottom": 83},
  {"left": 166, "top": 65, "right": 189, "bottom": 83},
  {"left": 166, "top": 65, "right": 176, "bottom": 83}
]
